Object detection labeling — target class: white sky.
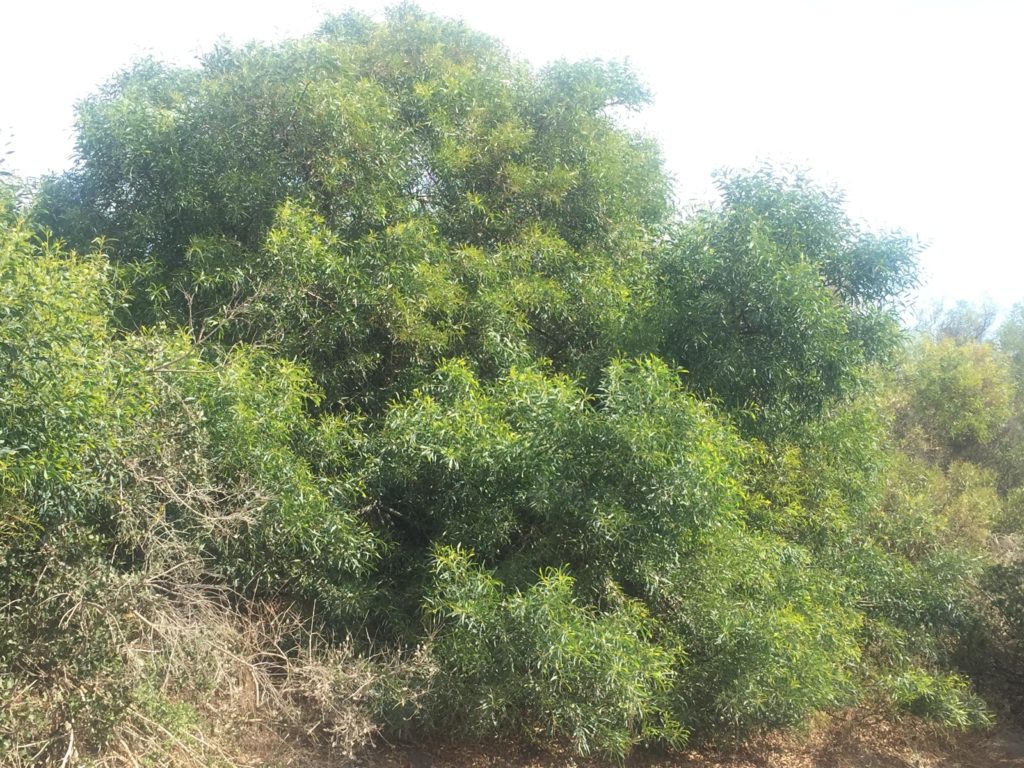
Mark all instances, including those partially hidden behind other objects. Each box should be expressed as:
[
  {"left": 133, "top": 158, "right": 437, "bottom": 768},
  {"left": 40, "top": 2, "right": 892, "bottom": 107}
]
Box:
[{"left": 2, "top": 0, "right": 1021, "bottom": 312}]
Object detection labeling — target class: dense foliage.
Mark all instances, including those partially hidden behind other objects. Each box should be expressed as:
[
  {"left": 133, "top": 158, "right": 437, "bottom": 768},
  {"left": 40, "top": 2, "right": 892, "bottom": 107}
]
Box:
[{"left": 3, "top": 7, "right": 1022, "bottom": 764}]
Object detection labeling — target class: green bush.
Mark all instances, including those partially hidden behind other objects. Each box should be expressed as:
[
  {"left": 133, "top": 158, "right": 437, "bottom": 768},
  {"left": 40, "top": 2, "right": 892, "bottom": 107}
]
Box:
[
  {"left": 0, "top": 207, "right": 383, "bottom": 761},
  {"left": 367, "top": 356, "right": 745, "bottom": 625},
  {"left": 664, "top": 527, "right": 862, "bottom": 734},
  {"left": 883, "top": 668, "right": 991, "bottom": 727},
  {"left": 897, "top": 338, "right": 1014, "bottom": 458},
  {"left": 5, "top": 7, "right": 1017, "bottom": 763},
  {"left": 420, "top": 546, "right": 684, "bottom": 759}
]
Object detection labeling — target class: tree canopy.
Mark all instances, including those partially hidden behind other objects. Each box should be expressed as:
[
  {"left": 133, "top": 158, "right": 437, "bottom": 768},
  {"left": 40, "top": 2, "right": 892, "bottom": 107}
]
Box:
[{"left": 2, "top": 6, "right": 1019, "bottom": 764}]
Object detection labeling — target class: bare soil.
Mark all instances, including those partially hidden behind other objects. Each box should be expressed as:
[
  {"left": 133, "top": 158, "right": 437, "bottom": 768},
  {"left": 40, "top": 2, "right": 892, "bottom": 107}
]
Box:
[{"left": 222, "top": 710, "right": 1024, "bottom": 768}]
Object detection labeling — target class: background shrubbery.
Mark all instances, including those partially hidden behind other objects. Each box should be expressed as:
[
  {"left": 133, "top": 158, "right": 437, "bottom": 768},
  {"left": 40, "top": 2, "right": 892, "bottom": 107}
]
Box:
[{"left": 2, "top": 7, "right": 1024, "bottom": 764}]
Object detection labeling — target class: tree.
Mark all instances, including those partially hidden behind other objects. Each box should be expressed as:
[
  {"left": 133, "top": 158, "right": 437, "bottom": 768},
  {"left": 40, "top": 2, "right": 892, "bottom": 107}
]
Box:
[
  {"left": 657, "top": 166, "right": 918, "bottom": 435},
  {"left": 39, "top": 6, "right": 670, "bottom": 407},
  {"left": 919, "top": 298, "right": 999, "bottom": 344},
  {"left": 896, "top": 337, "right": 1014, "bottom": 461},
  {"left": 998, "top": 302, "right": 1024, "bottom": 386},
  {"left": 0, "top": 137, "right": 18, "bottom": 224},
  {"left": 14, "top": 7, "right": 1003, "bottom": 762}
]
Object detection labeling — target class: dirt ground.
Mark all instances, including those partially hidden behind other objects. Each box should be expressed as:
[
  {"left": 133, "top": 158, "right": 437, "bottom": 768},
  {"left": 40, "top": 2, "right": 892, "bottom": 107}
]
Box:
[{"left": 222, "top": 710, "right": 1024, "bottom": 768}]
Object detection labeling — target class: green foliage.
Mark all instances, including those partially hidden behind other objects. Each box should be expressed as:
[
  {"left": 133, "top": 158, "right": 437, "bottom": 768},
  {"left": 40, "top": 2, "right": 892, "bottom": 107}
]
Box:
[
  {"left": 39, "top": 6, "right": 669, "bottom": 405},
  {"left": 8, "top": 5, "right": 1020, "bottom": 763},
  {"left": 896, "top": 338, "right": 1013, "bottom": 458},
  {"left": 0, "top": 210, "right": 379, "bottom": 614},
  {"left": 883, "top": 668, "right": 991, "bottom": 727},
  {"left": 657, "top": 167, "right": 917, "bottom": 435},
  {"left": 985, "top": 560, "right": 1024, "bottom": 643},
  {"left": 740, "top": 385, "right": 995, "bottom": 726},
  {"left": 370, "top": 357, "right": 744, "bottom": 606},
  {"left": 998, "top": 303, "right": 1024, "bottom": 385},
  {"left": 175, "top": 345, "right": 381, "bottom": 617},
  {"left": 0, "top": 210, "right": 382, "bottom": 761},
  {"left": 421, "top": 546, "right": 684, "bottom": 759},
  {"left": 0, "top": 148, "right": 17, "bottom": 224},
  {"left": 878, "top": 314, "right": 1024, "bottom": 720},
  {"left": 0, "top": 549, "right": 141, "bottom": 758},
  {"left": 745, "top": 393, "right": 889, "bottom": 549},
  {"left": 667, "top": 527, "right": 863, "bottom": 733}
]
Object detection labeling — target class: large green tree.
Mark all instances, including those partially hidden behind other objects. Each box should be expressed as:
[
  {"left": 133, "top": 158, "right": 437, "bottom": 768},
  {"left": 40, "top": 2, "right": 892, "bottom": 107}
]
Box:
[
  {"left": 40, "top": 6, "right": 669, "bottom": 407},
  {"left": 9, "top": 6, "right": 1003, "bottom": 763}
]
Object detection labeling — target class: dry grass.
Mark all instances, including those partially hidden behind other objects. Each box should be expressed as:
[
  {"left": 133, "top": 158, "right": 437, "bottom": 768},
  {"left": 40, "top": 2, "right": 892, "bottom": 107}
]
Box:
[
  {"left": 0, "top": 533, "right": 385, "bottom": 767},
  {"left": 101, "top": 584, "right": 386, "bottom": 768}
]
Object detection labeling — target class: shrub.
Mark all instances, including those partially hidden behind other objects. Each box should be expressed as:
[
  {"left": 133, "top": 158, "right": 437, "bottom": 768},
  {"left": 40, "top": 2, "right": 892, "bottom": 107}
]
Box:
[
  {"left": 420, "top": 546, "right": 684, "bottom": 759},
  {"left": 882, "top": 668, "right": 991, "bottom": 728}
]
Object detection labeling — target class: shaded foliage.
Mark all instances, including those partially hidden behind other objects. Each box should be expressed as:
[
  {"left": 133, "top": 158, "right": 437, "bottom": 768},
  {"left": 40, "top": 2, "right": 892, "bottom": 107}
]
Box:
[{"left": 657, "top": 167, "right": 917, "bottom": 435}]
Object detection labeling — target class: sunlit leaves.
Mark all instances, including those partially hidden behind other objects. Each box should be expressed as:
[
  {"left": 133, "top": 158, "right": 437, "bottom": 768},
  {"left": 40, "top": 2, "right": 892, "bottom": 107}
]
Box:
[
  {"left": 423, "top": 546, "right": 684, "bottom": 758},
  {"left": 40, "top": 7, "right": 670, "bottom": 409}
]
